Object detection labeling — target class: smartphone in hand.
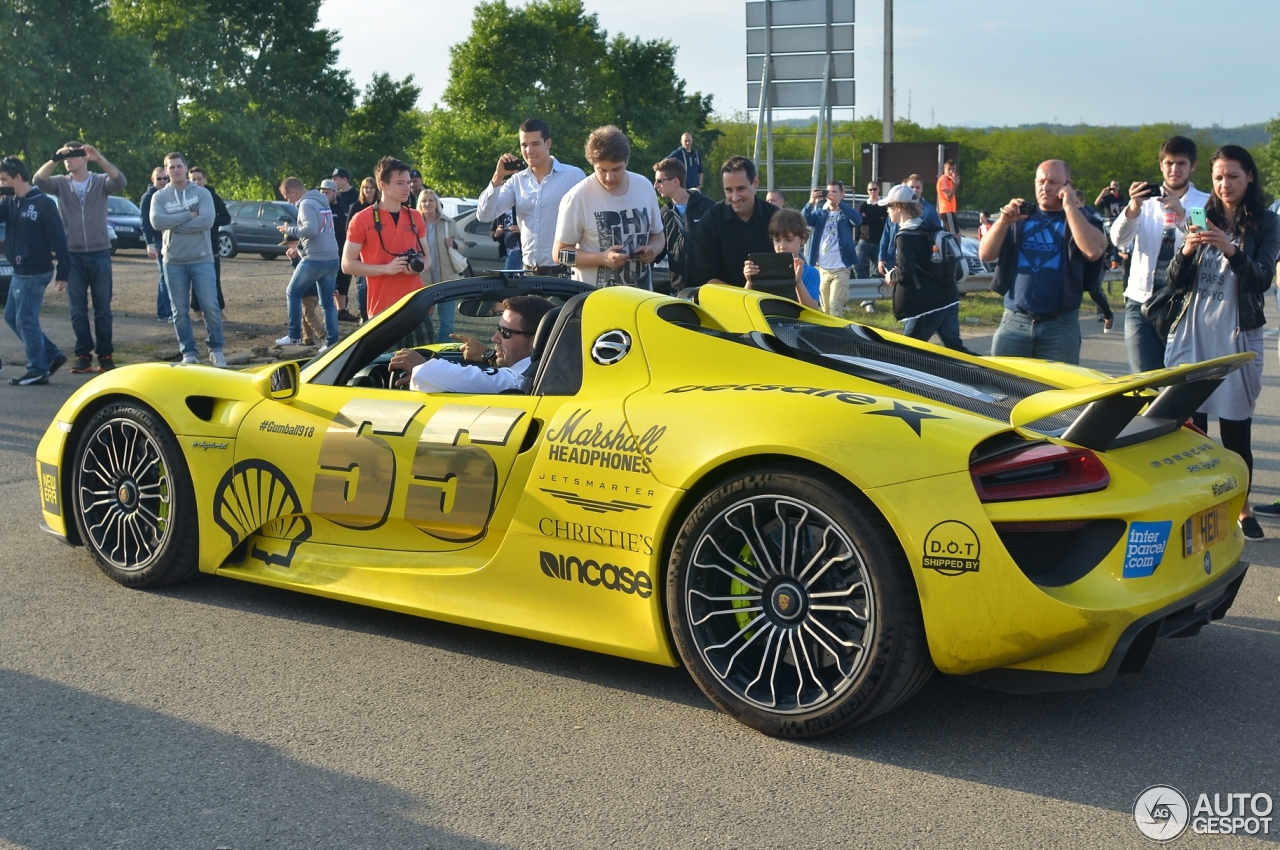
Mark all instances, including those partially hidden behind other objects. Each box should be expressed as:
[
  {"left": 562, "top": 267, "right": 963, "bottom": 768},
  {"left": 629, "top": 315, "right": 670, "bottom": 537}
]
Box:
[{"left": 1188, "top": 207, "right": 1208, "bottom": 230}]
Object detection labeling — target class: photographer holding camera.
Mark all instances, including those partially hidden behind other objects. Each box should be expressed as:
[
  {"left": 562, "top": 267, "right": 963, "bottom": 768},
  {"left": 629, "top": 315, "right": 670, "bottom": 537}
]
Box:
[
  {"left": 1110, "top": 136, "right": 1208, "bottom": 373},
  {"left": 33, "top": 141, "right": 125, "bottom": 372},
  {"left": 341, "top": 157, "right": 431, "bottom": 318},
  {"left": 978, "top": 159, "right": 1108, "bottom": 364}
]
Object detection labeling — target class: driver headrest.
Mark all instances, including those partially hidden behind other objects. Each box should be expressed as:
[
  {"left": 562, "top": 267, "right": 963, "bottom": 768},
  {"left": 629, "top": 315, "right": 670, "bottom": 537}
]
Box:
[{"left": 529, "top": 305, "right": 562, "bottom": 363}]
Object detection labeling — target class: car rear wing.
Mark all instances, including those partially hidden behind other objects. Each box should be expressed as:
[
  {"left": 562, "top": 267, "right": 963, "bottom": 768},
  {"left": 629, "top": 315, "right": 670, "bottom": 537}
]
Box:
[{"left": 1010, "top": 353, "right": 1256, "bottom": 451}]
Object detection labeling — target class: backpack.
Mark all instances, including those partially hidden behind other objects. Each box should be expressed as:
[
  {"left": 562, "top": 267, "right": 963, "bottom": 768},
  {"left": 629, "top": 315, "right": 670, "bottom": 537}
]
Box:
[{"left": 898, "top": 225, "right": 968, "bottom": 288}]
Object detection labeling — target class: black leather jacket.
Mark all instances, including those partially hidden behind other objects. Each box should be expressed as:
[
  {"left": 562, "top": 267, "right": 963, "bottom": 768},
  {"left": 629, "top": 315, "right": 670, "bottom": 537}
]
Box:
[{"left": 1166, "top": 209, "right": 1280, "bottom": 332}]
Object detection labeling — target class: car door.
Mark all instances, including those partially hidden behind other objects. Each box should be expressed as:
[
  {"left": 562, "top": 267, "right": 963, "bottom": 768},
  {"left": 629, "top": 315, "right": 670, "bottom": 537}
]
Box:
[
  {"left": 460, "top": 212, "right": 501, "bottom": 268},
  {"left": 231, "top": 202, "right": 262, "bottom": 248},
  {"left": 228, "top": 381, "right": 539, "bottom": 566}
]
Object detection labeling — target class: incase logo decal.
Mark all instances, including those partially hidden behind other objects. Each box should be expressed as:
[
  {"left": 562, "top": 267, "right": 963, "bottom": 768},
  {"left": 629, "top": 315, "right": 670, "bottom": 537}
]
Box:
[
  {"left": 1123, "top": 521, "right": 1172, "bottom": 578},
  {"left": 539, "top": 551, "right": 653, "bottom": 598},
  {"left": 922, "top": 521, "right": 980, "bottom": 575}
]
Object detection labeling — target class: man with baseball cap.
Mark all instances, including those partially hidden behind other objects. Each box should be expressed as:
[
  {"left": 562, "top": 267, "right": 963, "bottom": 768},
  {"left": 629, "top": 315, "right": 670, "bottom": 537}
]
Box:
[
  {"left": 330, "top": 168, "right": 359, "bottom": 321},
  {"left": 408, "top": 169, "right": 424, "bottom": 208}
]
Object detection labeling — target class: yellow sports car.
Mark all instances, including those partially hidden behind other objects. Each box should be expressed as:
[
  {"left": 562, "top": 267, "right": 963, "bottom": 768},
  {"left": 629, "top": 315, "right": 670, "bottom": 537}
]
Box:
[{"left": 36, "top": 275, "right": 1251, "bottom": 737}]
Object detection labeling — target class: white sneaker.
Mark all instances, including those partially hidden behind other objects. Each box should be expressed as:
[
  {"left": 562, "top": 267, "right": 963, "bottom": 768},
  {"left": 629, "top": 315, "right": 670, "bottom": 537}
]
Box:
[
  {"left": 317, "top": 343, "right": 331, "bottom": 354},
  {"left": 209, "top": 350, "right": 227, "bottom": 368},
  {"left": 181, "top": 355, "right": 199, "bottom": 365},
  {"left": 276, "top": 334, "right": 304, "bottom": 346}
]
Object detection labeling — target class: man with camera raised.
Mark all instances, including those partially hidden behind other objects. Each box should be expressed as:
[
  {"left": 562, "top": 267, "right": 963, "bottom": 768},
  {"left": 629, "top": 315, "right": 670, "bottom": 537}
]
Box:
[
  {"left": 33, "top": 141, "right": 125, "bottom": 372},
  {"left": 978, "top": 159, "right": 1108, "bottom": 365},
  {"left": 476, "top": 118, "right": 586, "bottom": 277},
  {"left": 1109, "top": 136, "right": 1208, "bottom": 373},
  {"left": 341, "top": 157, "right": 431, "bottom": 318}
]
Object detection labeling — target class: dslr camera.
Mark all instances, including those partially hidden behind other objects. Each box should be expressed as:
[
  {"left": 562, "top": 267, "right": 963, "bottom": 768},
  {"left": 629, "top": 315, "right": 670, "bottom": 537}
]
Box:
[{"left": 400, "top": 249, "right": 426, "bottom": 274}]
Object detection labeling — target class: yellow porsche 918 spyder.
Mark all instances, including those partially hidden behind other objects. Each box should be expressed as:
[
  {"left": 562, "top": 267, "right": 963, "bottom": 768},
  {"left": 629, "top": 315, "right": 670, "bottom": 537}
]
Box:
[{"left": 36, "top": 274, "right": 1251, "bottom": 737}]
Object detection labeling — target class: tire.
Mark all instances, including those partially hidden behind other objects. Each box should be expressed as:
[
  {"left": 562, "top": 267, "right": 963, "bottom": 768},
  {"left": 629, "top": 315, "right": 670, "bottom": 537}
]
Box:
[
  {"left": 666, "top": 467, "right": 932, "bottom": 737},
  {"left": 218, "top": 232, "right": 237, "bottom": 258},
  {"left": 259, "top": 252, "right": 277, "bottom": 260},
  {"left": 70, "top": 402, "right": 200, "bottom": 587}
]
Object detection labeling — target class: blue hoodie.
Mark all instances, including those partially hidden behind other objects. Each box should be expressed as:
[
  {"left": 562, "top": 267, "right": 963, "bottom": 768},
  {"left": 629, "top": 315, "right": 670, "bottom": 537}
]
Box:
[{"left": 0, "top": 187, "right": 69, "bottom": 280}]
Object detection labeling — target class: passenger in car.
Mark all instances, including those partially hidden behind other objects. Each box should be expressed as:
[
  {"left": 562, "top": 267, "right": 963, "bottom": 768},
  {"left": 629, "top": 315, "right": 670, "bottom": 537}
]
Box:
[{"left": 389, "top": 295, "right": 555, "bottom": 394}]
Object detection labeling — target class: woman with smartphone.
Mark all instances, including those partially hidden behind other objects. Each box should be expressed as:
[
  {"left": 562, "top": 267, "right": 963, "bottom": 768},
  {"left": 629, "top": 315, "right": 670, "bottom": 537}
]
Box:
[{"left": 1163, "top": 146, "right": 1280, "bottom": 541}]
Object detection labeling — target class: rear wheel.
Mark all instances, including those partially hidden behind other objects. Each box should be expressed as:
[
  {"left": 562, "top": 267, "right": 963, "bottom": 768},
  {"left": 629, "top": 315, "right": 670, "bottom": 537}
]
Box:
[
  {"left": 71, "top": 403, "right": 199, "bottom": 587},
  {"left": 259, "top": 252, "right": 277, "bottom": 260},
  {"left": 667, "top": 468, "right": 931, "bottom": 737}
]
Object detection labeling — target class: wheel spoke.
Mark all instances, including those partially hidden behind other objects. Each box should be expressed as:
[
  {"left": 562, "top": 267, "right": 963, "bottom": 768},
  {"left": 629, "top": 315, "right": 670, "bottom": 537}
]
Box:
[
  {"left": 77, "top": 417, "right": 175, "bottom": 571},
  {"left": 692, "top": 605, "right": 764, "bottom": 627},
  {"left": 792, "top": 630, "right": 829, "bottom": 707},
  {"left": 694, "top": 536, "right": 766, "bottom": 590},
  {"left": 726, "top": 503, "right": 779, "bottom": 577},
  {"left": 743, "top": 626, "right": 780, "bottom": 707}
]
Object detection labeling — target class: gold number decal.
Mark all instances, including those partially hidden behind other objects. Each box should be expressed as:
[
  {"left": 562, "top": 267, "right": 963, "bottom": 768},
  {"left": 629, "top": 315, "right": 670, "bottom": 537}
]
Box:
[
  {"left": 313, "top": 400, "right": 423, "bottom": 529},
  {"left": 406, "top": 405, "right": 525, "bottom": 541}
]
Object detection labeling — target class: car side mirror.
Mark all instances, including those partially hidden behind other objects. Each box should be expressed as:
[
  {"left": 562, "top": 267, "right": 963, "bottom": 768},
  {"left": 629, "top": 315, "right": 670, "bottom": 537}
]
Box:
[{"left": 254, "top": 361, "right": 300, "bottom": 401}]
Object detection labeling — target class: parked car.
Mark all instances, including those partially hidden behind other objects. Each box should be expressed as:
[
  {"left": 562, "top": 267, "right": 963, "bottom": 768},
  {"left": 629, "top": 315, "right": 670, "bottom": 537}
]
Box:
[
  {"left": 439, "top": 197, "right": 478, "bottom": 219},
  {"left": 106, "top": 196, "right": 145, "bottom": 251},
  {"left": 220, "top": 201, "right": 298, "bottom": 259}
]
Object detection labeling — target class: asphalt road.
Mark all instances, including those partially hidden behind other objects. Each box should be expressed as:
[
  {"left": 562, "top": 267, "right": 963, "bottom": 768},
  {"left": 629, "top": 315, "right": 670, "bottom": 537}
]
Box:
[{"left": 2, "top": 305, "right": 1279, "bottom": 849}]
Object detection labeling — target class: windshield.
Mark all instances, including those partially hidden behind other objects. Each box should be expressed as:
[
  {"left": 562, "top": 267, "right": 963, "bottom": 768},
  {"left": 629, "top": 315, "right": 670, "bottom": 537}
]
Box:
[
  {"left": 108, "top": 196, "right": 140, "bottom": 215},
  {"left": 378, "top": 293, "right": 571, "bottom": 357}
]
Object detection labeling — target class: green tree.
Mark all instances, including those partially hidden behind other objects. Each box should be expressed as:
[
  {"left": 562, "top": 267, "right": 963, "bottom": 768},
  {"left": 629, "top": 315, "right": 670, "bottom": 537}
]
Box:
[
  {"left": 418, "top": 0, "right": 713, "bottom": 196},
  {"left": 0, "top": 0, "right": 174, "bottom": 187},
  {"left": 1254, "top": 115, "right": 1280, "bottom": 201},
  {"left": 330, "top": 74, "right": 424, "bottom": 185}
]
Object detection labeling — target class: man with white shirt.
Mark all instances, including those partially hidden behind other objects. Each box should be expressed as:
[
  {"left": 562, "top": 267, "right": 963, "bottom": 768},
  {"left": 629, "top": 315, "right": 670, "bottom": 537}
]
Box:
[
  {"left": 1110, "top": 136, "right": 1208, "bottom": 373},
  {"left": 390, "top": 296, "right": 555, "bottom": 393},
  {"left": 553, "top": 125, "right": 664, "bottom": 289},
  {"left": 476, "top": 119, "right": 586, "bottom": 276}
]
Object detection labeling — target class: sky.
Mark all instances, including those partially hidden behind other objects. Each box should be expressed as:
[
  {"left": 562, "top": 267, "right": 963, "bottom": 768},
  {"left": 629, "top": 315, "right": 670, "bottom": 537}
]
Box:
[{"left": 317, "top": 0, "right": 1278, "bottom": 128}]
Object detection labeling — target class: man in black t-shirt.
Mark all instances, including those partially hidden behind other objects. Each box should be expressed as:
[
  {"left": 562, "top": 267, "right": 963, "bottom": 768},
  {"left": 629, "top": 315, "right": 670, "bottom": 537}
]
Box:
[
  {"left": 331, "top": 168, "right": 360, "bottom": 321},
  {"left": 854, "top": 183, "right": 889, "bottom": 278}
]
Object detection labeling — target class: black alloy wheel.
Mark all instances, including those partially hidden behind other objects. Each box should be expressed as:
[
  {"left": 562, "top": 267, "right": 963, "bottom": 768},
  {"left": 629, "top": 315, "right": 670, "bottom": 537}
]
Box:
[{"left": 667, "top": 468, "right": 932, "bottom": 737}]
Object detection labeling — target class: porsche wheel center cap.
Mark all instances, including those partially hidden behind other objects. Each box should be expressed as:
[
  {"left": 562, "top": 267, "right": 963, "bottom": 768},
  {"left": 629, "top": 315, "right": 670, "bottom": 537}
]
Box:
[
  {"left": 769, "top": 581, "right": 806, "bottom": 622},
  {"left": 116, "top": 480, "right": 137, "bottom": 508}
]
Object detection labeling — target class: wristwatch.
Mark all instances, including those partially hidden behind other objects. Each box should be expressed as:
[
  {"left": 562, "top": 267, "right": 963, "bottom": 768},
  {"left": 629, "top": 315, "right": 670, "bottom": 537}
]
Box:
[
  {"left": 482, "top": 347, "right": 497, "bottom": 366},
  {"left": 558, "top": 248, "right": 577, "bottom": 267}
]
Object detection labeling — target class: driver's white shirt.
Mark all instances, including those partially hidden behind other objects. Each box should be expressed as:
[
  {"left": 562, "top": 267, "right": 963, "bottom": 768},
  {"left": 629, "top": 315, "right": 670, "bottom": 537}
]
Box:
[{"left": 409, "top": 356, "right": 531, "bottom": 394}]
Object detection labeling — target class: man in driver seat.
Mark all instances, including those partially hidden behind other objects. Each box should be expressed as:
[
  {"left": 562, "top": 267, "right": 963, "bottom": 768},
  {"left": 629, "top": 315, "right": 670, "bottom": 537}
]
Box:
[{"left": 389, "top": 295, "right": 555, "bottom": 393}]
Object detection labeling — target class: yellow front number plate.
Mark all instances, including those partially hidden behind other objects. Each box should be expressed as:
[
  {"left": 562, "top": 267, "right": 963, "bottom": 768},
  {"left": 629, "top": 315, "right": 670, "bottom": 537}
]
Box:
[{"left": 1183, "top": 503, "right": 1229, "bottom": 557}]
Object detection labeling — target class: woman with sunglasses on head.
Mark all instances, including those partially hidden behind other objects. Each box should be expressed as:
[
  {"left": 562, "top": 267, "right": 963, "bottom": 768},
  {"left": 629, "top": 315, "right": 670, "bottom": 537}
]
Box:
[{"left": 1163, "top": 145, "right": 1280, "bottom": 540}]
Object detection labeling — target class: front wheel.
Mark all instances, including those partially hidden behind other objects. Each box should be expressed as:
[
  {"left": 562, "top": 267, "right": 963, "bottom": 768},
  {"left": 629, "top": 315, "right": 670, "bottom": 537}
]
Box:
[
  {"left": 218, "top": 232, "right": 237, "bottom": 258},
  {"left": 71, "top": 403, "right": 200, "bottom": 587},
  {"left": 667, "top": 468, "right": 931, "bottom": 737}
]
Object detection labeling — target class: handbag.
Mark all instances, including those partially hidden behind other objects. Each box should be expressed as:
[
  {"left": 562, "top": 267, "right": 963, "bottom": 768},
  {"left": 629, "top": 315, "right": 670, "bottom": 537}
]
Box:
[
  {"left": 1140, "top": 279, "right": 1190, "bottom": 340},
  {"left": 446, "top": 244, "right": 470, "bottom": 277}
]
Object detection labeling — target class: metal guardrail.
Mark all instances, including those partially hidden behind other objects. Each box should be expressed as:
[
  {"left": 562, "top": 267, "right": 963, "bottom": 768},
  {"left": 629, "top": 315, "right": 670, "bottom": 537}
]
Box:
[{"left": 847, "top": 268, "right": 1124, "bottom": 303}]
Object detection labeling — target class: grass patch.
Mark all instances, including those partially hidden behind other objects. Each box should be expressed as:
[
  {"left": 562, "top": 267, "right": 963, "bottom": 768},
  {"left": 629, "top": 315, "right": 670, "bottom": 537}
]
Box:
[{"left": 839, "top": 286, "right": 1125, "bottom": 332}]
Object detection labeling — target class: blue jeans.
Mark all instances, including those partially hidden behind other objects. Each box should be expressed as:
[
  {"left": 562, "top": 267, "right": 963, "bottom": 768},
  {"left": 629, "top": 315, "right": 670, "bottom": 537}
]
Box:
[
  {"left": 287, "top": 258, "right": 339, "bottom": 345},
  {"left": 155, "top": 254, "right": 171, "bottom": 320},
  {"left": 1124, "top": 298, "right": 1165, "bottom": 373},
  {"left": 902, "top": 303, "right": 972, "bottom": 353},
  {"left": 356, "top": 276, "right": 367, "bottom": 319},
  {"left": 436, "top": 300, "right": 456, "bottom": 339},
  {"left": 854, "top": 240, "right": 878, "bottom": 279},
  {"left": 66, "top": 250, "right": 113, "bottom": 357},
  {"left": 164, "top": 261, "right": 223, "bottom": 358},
  {"left": 504, "top": 246, "right": 523, "bottom": 271},
  {"left": 991, "top": 308, "right": 1082, "bottom": 364},
  {"left": 5, "top": 273, "right": 61, "bottom": 374}
]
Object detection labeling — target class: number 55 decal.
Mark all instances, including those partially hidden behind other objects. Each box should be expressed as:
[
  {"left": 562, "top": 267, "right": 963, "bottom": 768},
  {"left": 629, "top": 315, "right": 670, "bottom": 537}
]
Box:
[{"left": 313, "top": 401, "right": 525, "bottom": 541}]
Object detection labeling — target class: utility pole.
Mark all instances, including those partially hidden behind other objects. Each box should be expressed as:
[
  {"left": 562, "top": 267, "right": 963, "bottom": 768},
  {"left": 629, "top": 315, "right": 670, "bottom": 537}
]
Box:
[{"left": 882, "top": 0, "right": 893, "bottom": 143}]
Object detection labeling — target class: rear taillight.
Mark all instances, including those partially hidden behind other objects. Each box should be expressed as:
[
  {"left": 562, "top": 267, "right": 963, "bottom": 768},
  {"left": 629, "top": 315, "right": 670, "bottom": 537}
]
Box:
[{"left": 970, "top": 443, "right": 1110, "bottom": 502}]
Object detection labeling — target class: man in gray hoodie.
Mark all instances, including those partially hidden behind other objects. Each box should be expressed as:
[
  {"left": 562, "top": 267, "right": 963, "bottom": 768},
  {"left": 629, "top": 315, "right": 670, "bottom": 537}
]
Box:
[
  {"left": 149, "top": 151, "right": 225, "bottom": 367},
  {"left": 33, "top": 141, "right": 126, "bottom": 372},
  {"left": 275, "top": 176, "right": 340, "bottom": 350}
]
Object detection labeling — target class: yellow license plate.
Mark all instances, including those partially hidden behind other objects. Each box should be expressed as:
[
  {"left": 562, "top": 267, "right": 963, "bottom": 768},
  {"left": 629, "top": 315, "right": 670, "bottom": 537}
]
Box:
[{"left": 1183, "top": 503, "right": 1229, "bottom": 557}]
